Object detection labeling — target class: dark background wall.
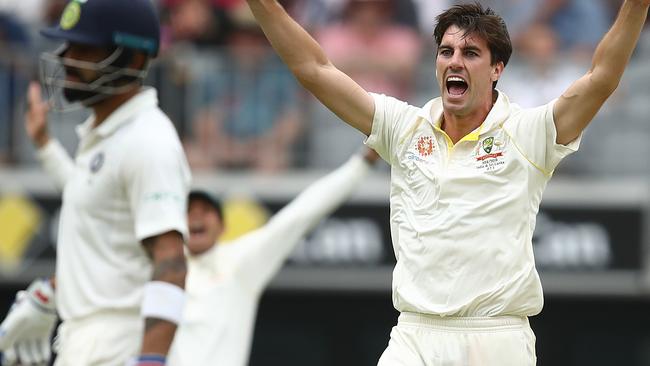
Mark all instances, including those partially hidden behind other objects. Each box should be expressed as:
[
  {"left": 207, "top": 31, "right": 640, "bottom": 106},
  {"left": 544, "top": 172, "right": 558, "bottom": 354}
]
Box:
[
  {"left": 1, "top": 287, "right": 649, "bottom": 365},
  {"left": 249, "top": 291, "right": 650, "bottom": 366}
]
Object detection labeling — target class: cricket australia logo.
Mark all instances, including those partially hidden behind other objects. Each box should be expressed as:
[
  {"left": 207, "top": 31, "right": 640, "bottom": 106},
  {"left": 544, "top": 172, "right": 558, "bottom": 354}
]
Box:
[
  {"left": 482, "top": 137, "right": 494, "bottom": 154},
  {"left": 476, "top": 136, "right": 506, "bottom": 172},
  {"left": 477, "top": 137, "right": 503, "bottom": 161},
  {"left": 416, "top": 136, "right": 434, "bottom": 157}
]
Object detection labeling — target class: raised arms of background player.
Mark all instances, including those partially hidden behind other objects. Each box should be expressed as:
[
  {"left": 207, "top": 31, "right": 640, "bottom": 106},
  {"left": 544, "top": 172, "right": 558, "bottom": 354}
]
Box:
[{"left": 221, "top": 148, "right": 380, "bottom": 294}]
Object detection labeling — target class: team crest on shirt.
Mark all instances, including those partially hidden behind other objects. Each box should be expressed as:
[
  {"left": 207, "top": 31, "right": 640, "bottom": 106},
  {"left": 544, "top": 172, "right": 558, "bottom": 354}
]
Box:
[
  {"left": 90, "top": 152, "right": 104, "bottom": 173},
  {"left": 475, "top": 137, "right": 506, "bottom": 172},
  {"left": 482, "top": 137, "right": 494, "bottom": 154},
  {"left": 416, "top": 136, "right": 435, "bottom": 157}
]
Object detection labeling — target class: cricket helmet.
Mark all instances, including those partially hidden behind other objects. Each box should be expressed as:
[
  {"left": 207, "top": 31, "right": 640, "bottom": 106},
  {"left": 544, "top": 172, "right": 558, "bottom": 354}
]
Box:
[{"left": 39, "top": 0, "right": 161, "bottom": 109}]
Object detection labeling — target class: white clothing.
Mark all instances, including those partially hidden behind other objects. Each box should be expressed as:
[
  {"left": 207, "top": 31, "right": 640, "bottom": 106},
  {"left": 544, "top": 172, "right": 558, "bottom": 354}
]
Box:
[
  {"left": 365, "top": 91, "right": 581, "bottom": 317},
  {"left": 168, "top": 155, "right": 372, "bottom": 366},
  {"left": 377, "top": 313, "right": 536, "bottom": 366},
  {"left": 37, "top": 89, "right": 190, "bottom": 356},
  {"left": 54, "top": 311, "right": 142, "bottom": 366}
]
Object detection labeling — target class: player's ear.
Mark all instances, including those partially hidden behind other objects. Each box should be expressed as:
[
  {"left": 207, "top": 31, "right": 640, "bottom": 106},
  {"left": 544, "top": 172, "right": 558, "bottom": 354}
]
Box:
[{"left": 491, "top": 61, "right": 504, "bottom": 83}]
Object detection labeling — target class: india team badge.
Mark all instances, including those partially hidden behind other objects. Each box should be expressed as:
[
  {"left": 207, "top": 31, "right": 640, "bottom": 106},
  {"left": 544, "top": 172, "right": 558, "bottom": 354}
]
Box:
[
  {"left": 90, "top": 152, "right": 104, "bottom": 173},
  {"left": 60, "top": 1, "right": 83, "bottom": 30}
]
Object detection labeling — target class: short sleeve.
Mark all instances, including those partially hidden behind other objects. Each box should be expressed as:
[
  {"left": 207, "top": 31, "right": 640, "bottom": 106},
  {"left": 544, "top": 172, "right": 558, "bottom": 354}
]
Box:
[
  {"left": 365, "top": 93, "right": 413, "bottom": 165},
  {"left": 505, "top": 100, "right": 582, "bottom": 174},
  {"left": 122, "top": 139, "right": 191, "bottom": 242}
]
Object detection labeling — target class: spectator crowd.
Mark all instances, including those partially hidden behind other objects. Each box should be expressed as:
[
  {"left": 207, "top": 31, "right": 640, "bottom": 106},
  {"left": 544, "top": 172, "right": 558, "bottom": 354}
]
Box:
[{"left": 0, "top": 0, "right": 648, "bottom": 175}]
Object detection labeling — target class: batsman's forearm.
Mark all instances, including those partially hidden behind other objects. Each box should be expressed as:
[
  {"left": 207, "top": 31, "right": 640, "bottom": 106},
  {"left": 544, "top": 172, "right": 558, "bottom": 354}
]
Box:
[
  {"left": 590, "top": 0, "right": 648, "bottom": 92},
  {"left": 140, "top": 232, "right": 187, "bottom": 356},
  {"left": 151, "top": 255, "right": 187, "bottom": 289},
  {"left": 246, "top": 0, "right": 331, "bottom": 76},
  {"left": 140, "top": 319, "right": 177, "bottom": 356},
  {"left": 139, "top": 260, "right": 186, "bottom": 356}
]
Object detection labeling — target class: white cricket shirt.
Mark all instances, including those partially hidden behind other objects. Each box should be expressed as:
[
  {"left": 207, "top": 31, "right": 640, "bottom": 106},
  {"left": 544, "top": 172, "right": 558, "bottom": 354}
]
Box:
[
  {"left": 168, "top": 155, "right": 371, "bottom": 366},
  {"left": 366, "top": 91, "right": 581, "bottom": 317},
  {"left": 37, "top": 88, "right": 191, "bottom": 321}
]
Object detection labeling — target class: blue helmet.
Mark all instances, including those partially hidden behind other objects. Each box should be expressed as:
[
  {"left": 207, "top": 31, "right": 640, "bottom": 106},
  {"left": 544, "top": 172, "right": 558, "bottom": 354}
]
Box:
[
  {"left": 41, "top": 0, "right": 160, "bottom": 56},
  {"left": 39, "top": 0, "right": 161, "bottom": 110}
]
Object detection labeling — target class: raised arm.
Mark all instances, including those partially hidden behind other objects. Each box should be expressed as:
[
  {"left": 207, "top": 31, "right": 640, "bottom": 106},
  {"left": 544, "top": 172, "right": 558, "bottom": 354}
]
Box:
[
  {"left": 246, "top": 0, "right": 375, "bottom": 135},
  {"left": 232, "top": 148, "right": 380, "bottom": 292},
  {"left": 554, "top": 0, "right": 649, "bottom": 145},
  {"left": 26, "top": 82, "right": 75, "bottom": 190}
]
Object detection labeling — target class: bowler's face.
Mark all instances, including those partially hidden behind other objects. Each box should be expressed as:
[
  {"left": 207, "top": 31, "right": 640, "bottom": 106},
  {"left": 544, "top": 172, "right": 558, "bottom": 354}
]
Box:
[
  {"left": 435, "top": 25, "right": 503, "bottom": 117},
  {"left": 187, "top": 199, "right": 223, "bottom": 255}
]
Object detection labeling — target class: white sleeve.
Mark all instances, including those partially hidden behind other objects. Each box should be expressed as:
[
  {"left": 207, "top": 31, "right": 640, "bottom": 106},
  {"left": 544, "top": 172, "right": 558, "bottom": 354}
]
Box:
[
  {"left": 365, "top": 93, "right": 413, "bottom": 166},
  {"left": 505, "top": 100, "right": 582, "bottom": 175},
  {"left": 36, "top": 139, "right": 75, "bottom": 190},
  {"left": 229, "top": 154, "right": 372, "bottom": 293},
  {"left": 121, "top": 139, "right": 191, "bottom": 242}
]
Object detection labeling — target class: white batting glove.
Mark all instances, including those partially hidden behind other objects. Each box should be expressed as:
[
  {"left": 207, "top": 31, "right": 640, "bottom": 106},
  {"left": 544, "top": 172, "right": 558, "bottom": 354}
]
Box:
[
  {"left": 2, "top": 339, "right": 51, "bottom": 366},
  {"left": 0, "top": 279, "right": 57, "bottom": 365}
]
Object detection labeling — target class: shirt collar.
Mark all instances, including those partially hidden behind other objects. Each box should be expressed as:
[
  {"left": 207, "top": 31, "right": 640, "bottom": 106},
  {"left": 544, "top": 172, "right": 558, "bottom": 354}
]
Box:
[
  {"left": 75, "top": 88, "right": 158, "bottom": 140},
  {"left": 420, "top": 89, "right": 512, "bottom": 141}
]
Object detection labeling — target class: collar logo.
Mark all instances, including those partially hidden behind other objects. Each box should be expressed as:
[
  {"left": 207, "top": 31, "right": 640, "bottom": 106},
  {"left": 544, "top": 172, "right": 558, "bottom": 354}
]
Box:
[
  {"left": 60, "top": 1, "right": 82, "bottom": 30},
  {"left": 482, "top": 137, "right": 494, "bottom": 154},
  {"left": 90, "top": 152, "right": 104, "bottom": 173},
  {"left": 416, "top": 136, "right": 434, "bottom": 157}
]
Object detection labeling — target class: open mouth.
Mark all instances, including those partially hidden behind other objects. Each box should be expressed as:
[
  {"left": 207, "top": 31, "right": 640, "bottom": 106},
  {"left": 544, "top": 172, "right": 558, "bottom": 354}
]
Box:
[
  {"left": 190, "top": 224, "right": 206, "bottom": 236},
  {"left": 446, "top": 76, "right": 468, "bottom": 96}
]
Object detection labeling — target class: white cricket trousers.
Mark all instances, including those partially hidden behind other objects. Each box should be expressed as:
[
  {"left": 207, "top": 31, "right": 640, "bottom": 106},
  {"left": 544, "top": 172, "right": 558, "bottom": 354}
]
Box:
[
  {"left": 54, "top": 311, "right": 143, "bottom": 366},
  {"left": 377, "top": 312, "right": 537, "bottom": 366}
]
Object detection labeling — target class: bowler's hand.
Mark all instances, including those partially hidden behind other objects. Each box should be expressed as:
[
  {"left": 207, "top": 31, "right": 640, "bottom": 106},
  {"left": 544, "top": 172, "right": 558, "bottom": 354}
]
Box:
[{"left": 25, "top": 82, "right": 50, "bottom": 149}]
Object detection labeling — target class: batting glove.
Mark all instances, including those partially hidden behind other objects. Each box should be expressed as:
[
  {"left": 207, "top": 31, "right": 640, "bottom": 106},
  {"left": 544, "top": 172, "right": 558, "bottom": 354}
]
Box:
[{"left": 0, "top": 279, "right": 57, "bottom": 366}]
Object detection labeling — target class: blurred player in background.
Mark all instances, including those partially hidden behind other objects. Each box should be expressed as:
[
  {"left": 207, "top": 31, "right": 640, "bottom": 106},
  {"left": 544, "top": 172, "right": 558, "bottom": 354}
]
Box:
[
  {"left": 0, "top": 0, "right": 191, "bottom": 365},
  {"left": 0, "top": 144, "right": 379, "bottom": 366},
  {"left": 245, "top": 0, "right": 649, "bottom": 364},
  {"left": 168, "top": 147, "right": 379, "bottom": 365}
]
